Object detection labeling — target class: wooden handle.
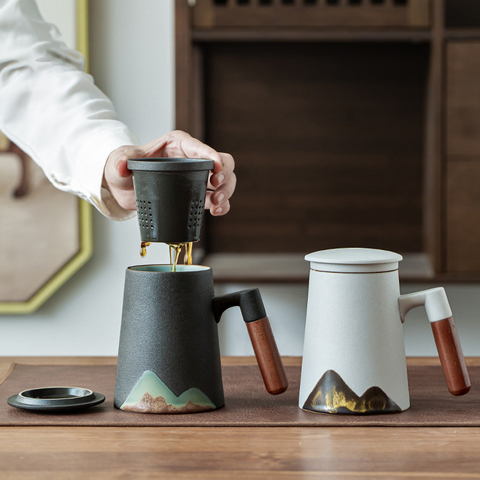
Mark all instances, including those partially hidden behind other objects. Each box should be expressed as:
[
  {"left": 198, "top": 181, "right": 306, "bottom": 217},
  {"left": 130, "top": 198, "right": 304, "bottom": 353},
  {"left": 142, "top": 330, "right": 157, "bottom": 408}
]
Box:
[
  {"left": 431, "top": 317, "right": 471, "bottom": 396},
  {"left": 246, "top": 317, "right": 288, "bottom": 395}
]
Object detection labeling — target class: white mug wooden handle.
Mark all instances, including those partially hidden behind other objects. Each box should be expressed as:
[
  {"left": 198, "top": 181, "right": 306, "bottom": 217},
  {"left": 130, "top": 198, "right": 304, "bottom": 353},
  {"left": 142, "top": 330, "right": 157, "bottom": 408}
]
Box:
[{"left": 399, "top": 287, "right": 471, "bottom": 396}]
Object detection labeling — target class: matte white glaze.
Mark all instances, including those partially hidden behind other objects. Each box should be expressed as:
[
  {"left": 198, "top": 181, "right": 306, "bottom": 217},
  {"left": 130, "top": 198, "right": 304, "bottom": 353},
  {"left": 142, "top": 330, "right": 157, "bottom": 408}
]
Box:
[
  {"left": 399, "top": 287, "right": 453, "bottom": 323},
  {"left": 300, "top": 247, "right": 456, "bottom": 414},
  {"left": 299, "top": 267, "right": 410, "bottom": 411},
  {"left": 305, "top": 247, "right": 403, "bottom": 273}
]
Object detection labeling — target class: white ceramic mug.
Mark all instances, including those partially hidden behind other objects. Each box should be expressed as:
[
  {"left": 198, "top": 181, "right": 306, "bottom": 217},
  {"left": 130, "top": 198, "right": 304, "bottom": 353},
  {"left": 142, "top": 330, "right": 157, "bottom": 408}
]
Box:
[{"left": 299, "top": 248, "right": 471, "bottom": 415}]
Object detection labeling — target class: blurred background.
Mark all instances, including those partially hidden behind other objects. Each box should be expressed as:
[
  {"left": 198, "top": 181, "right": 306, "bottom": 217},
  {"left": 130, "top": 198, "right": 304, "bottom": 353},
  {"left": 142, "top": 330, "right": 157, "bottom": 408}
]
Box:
[{"left": 0, "top": 0, "right": 479, "bottom": 358}]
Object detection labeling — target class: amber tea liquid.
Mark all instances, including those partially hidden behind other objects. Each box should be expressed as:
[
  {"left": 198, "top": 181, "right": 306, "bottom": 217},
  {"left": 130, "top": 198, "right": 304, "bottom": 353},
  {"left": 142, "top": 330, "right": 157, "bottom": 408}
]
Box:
[
  {"left": 140, "top": 242, "right": 151, "bottom": 257},
  {"left": 169, "top": 242, "right": 193, "bottom": 271},
  {"left": 140, "top": 241, "right": 194, "bottom": 272}
]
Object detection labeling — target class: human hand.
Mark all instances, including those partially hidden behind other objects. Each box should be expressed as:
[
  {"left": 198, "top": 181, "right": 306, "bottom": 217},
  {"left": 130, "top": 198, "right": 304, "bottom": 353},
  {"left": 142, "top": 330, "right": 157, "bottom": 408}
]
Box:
[{"left": 103, "top": 130, "right": 236, "bottom": 215}]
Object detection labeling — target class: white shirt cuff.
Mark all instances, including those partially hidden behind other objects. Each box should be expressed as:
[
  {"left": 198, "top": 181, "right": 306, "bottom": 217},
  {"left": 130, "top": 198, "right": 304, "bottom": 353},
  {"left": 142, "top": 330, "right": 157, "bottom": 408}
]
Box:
[{"left": 45, "top": 126, "right": 140, "bottom": 221}]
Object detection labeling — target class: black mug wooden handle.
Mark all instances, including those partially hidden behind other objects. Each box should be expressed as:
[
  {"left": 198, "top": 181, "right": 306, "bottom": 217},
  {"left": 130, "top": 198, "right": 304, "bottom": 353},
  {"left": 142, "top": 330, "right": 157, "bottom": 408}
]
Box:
[{"left": 213, "top": 289, "right": 288, "bottom": 395}]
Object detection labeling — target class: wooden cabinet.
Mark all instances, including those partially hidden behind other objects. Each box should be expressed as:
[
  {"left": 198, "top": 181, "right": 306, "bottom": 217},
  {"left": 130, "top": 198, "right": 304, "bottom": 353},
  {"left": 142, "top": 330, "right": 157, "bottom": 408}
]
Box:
[
  {"left": 204, "top": 42, "right": 427, "bottom": 255},
  {"left": 193, "top": 0, "right": 430, "bottom": 28},
  {"left": 446, "top": 42, "right": 480, "bottom": 157},
  {"left": 446, "top": 162, "right": 480, "bottom": 273},
  {"left": 446, "top": 42, "right": 480, "bottom": 273},
  {"left": 176, "top": 0, "right": 480, "bottom": 282}
]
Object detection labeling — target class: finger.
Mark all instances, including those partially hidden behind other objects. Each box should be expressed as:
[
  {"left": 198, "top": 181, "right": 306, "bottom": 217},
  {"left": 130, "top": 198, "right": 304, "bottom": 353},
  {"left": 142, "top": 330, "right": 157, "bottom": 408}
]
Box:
[
  {"left": 208, "top": 153, "right": 235, "bottom": 189},
  {"left": 104, "top": 146, "right": 138, "bottom": 211},
  {"left": 141, "top": 131, "right": 225, "bottom": 174},
  {"left": 141, "top": 135, "right": 168, "bottom": 156},
  {"left": 204, "top": 190, "right": 231, "bottom": 210},
  {"left": 111, "top": 189, "right": 137, "bottom": 211},
  {"left": 174, "top": 131, "right": 224, "bottom": 174},
  {"left": 116, "top": 158, "right": 132, "bottom": 178},
  {"left": 210, "top": 172, "right": 236, "bottom": 206},
  {"left": 204, "top": 190, "right": 214, "bottom": 210},
  {"left": 211, "top": 199, "right": 230, "bottom": 216},
  {"left": 205, "top": 192, "right": 230, "bottom": 216},
  {"left": 106, "top": 146, "right": 139, "bottom": 190}
]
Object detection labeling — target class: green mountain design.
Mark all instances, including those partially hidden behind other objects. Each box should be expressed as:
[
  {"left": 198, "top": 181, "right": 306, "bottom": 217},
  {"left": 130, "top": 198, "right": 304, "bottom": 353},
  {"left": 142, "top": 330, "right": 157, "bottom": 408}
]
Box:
[{"left": 120, "top": 370, "right": 217, "bottom": 414}]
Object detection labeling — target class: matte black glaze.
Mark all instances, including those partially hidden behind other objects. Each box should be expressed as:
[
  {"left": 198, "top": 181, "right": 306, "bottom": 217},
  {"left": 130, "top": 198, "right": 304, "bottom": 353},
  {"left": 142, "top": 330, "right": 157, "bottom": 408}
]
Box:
[
  {"left": 213, "top": 289, "right": 266, "bottom": 323},
  {"left": 127, "top": 158, "right": 214, "bottom": 244},
  {"left": 128, "top": 158, "right": 214, "bottom": 172},
  {"left": 114, "top": 265, "right": 276, "bottom": 412},
  {"left": 114, "top": 266, "right": 224, "bottom": 410},
  {"left": 8, "top": 387, "right": 105, "bottom": 412}
]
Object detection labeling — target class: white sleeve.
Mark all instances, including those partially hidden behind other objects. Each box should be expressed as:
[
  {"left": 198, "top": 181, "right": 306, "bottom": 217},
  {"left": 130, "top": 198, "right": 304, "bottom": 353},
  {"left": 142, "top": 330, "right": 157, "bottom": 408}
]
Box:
[{"left": 0, "top": 0, "right": 140, "bottom": 220}]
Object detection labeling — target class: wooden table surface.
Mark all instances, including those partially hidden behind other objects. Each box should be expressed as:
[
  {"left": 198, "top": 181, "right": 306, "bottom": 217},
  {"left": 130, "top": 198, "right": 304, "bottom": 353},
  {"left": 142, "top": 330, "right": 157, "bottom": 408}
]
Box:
[{"left": 1, "top": 356, "right": 479, "bottom": 480}]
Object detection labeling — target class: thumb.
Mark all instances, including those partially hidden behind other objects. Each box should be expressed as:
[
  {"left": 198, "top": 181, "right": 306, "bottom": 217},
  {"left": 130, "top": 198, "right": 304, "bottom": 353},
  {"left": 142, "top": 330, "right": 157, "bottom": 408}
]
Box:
[
  {"left": 115, "top": 157, "right": 132, "bottom": 179},
  {"left": 105, "top": 145, "right": 140, "bottom": 192}
]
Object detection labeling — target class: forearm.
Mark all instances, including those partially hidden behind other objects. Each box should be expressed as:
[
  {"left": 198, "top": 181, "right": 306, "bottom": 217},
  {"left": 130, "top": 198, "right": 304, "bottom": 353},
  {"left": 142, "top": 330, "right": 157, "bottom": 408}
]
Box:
[{"left": 0, "top": 0, "right": 139, "bottom": 220}]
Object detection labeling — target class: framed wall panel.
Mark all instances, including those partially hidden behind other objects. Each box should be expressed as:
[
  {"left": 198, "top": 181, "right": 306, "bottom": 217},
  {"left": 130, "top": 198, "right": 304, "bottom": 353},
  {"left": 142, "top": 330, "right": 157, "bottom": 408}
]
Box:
[{"left": 0, "top": 0, "right": 92, "bottom": 314}]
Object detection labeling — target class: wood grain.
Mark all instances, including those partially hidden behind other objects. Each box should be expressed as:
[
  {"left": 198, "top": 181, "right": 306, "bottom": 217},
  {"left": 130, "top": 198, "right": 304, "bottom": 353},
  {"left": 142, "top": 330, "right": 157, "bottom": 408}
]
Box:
[
  {"left": 422, "top": 0, "right": 444, "bottom": 275},
  {"left": 446, "top": 42, "right": 480, "bottom": 157},
  {"left": 1, "top": 357, "right": 480, "bottom": 478},
  {"left": 446, "top": 161, "right": 480, "bottom": 272},
  {"left": 0, "top": 426, "right": 480, "bottom": 479},
  {"left": 246, "top": 317, "right": 288, "bottom": 394},
  {"left": 446, "top": 0, "right": 480, "bottom": 28},
  {"left": 175, "top": 0, "right": 193, "bottom": 133},
  {"left": 444, "top": 42, "right": 480, "bottom": 272},
  {"left": 431, "top": 317, "right": 471, "bottom": 395},
  {"left": 177, "top": 0, "right": 480, "bottom": 281},
  {"left": 193, "top": 0, "right": 430, "bottom": 28},
  {"left": 204, "top": 41, "right": 428, "bottom": 254},
  {"left": 192, "top": 28, "right": 433, "bottom": 42}
]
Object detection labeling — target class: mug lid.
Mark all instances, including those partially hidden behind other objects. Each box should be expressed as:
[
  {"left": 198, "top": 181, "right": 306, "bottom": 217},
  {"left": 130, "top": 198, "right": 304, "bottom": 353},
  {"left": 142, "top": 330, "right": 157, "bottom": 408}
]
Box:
[
  {"left": 7, "top": 386, "right": 105, "bottom": 412},
  {"left": 305, "top": 248, "right": 403, "bottom": 273},
  {"left": 127, "top": 158, "right": 215, "bottom": 172}
]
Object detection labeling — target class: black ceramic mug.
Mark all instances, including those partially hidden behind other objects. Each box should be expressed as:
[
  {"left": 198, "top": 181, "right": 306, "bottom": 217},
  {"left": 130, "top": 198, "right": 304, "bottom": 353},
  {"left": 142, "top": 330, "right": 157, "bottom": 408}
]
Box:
[{"left": 114, "top": 265, "right": 288, "bottom": 414}]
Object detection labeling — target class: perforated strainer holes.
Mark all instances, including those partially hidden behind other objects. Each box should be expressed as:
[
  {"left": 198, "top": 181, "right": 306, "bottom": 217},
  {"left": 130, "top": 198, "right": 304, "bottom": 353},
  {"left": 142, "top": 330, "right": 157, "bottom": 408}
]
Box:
[
  {"left": 136, "top": 200, "right": 152, "bottom": 230},
  {"left": 188, "top": 200, "right": 205, "bottom": 230},
  {"left": 189, "top": 201, "right": 195, "bottom": 230}
]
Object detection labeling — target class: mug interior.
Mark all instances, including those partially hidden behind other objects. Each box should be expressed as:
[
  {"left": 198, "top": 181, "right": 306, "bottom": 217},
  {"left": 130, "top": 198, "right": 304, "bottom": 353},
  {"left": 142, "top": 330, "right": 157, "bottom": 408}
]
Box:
[{"left": 128, "top": 265, "right": 210, "bottom": 273}]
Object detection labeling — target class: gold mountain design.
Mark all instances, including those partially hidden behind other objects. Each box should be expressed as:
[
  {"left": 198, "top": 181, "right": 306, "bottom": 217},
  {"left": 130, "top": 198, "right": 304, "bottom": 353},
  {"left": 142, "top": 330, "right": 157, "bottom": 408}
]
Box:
[
  {"left": 303, "top": 369, "right": 401, "bottom": 415},
  {"left": 120, "top": 370, "right": 216, "bottom": 414}
]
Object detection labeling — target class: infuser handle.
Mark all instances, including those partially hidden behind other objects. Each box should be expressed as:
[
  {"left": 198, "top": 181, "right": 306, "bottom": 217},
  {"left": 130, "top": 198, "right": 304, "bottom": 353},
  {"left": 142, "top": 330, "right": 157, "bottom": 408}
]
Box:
[
  {"left": 399, "top": 287, "right": 471, "bottom": 396},
  {"left": 213, "top": 289, "right": 288, "bottom": 395}
]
